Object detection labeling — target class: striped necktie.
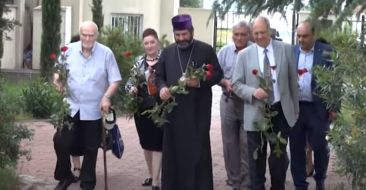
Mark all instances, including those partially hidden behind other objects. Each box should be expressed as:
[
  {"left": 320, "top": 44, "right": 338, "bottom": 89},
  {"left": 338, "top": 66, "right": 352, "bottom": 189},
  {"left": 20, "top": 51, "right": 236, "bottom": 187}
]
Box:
[{"left": 263, "top": 49, "right": 273, "bottom": 103}]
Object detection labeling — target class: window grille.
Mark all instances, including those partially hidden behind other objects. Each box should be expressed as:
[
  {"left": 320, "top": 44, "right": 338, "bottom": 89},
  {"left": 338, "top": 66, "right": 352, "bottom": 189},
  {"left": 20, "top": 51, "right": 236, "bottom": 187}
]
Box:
[
  {"left": 111, "top": 14, "right": 143, "bottom": 37},
  {"left": 5, "top": 0, "right": 14, "bottom": 4}
]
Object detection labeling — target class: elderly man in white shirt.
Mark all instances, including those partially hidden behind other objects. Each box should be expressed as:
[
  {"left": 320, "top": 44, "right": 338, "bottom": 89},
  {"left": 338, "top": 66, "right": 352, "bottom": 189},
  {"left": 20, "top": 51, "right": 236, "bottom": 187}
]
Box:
[{"left": 53, "top": 21, "right": 121, "bottom": 190}]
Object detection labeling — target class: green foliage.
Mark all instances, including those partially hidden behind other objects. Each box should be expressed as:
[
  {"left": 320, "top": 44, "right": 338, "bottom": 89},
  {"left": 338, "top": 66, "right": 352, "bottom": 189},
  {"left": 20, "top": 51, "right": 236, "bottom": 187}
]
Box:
[
  {"left": 160, "top": 34, "right": 171, "bottom": 49},
  {"left": 0, "top": 77, "right": 33, "bottom": 169},
  {"left": 40, "top": 0, "right": 61, "bottom": 78},
  {"left": 98, "top": 26, "right": 143, "bottom": 113},
  {"left": 22, "top": 78, "right": 58, "bottom": 118},
  {"left": 50, "top": 94, "right": 72, "bottom": 130},
  {"left": 0, "top": 168, "right": 19, "bottom": 189},
  {"left": 212, "top": 0, "right": 303, "bottom": 19},
  {"left": 314, "top": 29, "right": 366, "bottom": 189},
  {"left": 309, "top": 0, "right": 366, "bottom": 28},
  {"left": 211, "top": 0, "right": 366, "bottom": 28},
  {"left": 180, "top": 0, "right": 201, "bottom": 8},
  {"left": 1, "top": 80, "right": 34, "bottom": 120},
  {"left": 92, "top": 0, "right": 104, "bottom": 30}
]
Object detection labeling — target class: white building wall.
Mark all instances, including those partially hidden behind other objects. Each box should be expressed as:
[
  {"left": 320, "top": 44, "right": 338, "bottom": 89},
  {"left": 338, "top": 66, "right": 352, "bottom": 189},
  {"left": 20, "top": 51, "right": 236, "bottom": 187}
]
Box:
[
  {"left": 61, "top": 0, "right": 81, "bottom": 36},
  {"left": 102, "top": 0, "right": 161, "bottom": 34},
  {"left": 178, "top": 8, "right": 214, "bottom": 46},
  {"left": 160, "top": 0, "right": 180, "bottom": 42},
  {"left": 76, "top": 0, "right": 178, "bottom": 41},
  {"left": 1, "top": 6, "right": 17, "bottom": 69},
  {"left": 32, "top": 6, "right": 42, "bottom": 70}
]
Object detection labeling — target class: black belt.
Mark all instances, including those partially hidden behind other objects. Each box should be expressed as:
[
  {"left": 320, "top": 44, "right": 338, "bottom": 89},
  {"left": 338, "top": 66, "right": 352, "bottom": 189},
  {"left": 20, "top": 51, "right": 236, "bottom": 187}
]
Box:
[
  {"left": 223, "top": 92, "right": 231, "bottom": 96},
  {"left": 223, "top": 92, "right": 241, "bottom": 102},
  {"left": 223, "top": 92, "right": 240, "bottom": 98},
  {"left": 299, "top": 101, "right": 313, "bottom": 104}
]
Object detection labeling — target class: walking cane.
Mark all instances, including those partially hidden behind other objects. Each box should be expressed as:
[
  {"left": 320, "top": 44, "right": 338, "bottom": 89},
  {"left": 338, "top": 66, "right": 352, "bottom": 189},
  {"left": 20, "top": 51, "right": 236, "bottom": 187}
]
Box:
[{"left": 102, "top": 114, "right": 109, "bottom": 190}]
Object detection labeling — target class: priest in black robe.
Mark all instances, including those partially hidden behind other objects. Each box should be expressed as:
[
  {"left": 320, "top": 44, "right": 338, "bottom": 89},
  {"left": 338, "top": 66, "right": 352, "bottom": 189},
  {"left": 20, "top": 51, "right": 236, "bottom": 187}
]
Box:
[{"left": 155, "top": 14, "right": 223, "bottom": 190}]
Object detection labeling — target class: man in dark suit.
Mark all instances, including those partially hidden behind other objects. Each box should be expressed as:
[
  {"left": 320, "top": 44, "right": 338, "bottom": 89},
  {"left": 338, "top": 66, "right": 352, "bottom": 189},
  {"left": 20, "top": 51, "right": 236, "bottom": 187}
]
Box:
[
  {"left": 232, "top": 16, "right": 299, "bottom": 190},
  {"left": 289, "top": 20, "right": 336, "bottom": 190}
]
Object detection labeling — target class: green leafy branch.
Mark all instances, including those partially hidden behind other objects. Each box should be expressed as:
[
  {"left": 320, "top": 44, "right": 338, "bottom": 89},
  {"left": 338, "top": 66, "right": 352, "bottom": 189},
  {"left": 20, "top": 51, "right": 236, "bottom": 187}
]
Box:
[{"left": 142, "top": 63, "right": 213, "bottom": 126}]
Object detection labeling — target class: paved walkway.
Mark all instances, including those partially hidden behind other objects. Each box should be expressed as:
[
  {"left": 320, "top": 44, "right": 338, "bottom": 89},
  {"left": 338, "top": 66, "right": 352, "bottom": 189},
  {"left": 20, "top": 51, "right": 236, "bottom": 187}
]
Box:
[{"left": 17, "top": 86, "right": 348, "bottom": 190}]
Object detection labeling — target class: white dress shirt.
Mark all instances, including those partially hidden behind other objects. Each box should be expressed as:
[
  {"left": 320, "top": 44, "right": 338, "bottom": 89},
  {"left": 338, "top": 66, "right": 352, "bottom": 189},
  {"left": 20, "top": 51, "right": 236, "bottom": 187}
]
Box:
[
  {"left": 298, "top": 47, "right": 314, "bottom": 102},
  {"left": 256, "top": 41, "right": 280, "bottom": 104}
]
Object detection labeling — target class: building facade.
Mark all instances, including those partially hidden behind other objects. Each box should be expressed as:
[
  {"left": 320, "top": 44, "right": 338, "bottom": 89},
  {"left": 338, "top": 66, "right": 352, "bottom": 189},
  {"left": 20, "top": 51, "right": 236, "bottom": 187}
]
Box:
[{"left": 2, "top": 0, "right": 214, "bottom": 70}]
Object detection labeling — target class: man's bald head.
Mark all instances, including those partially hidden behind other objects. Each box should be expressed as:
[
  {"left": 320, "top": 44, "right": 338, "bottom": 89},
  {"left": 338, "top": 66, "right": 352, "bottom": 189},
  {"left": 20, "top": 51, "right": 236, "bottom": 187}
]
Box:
[
  {"left": 252, "top": 16, "right": 272, "bottom": 48},
  {"left": 79, "top": 21, "right": 99, "bottom": 36},
  {"left": 296, "top": 20, "right": 316, "bottom": 51},
  {"left": 79, "top": 21, "right": 99, "bottom": 51}
]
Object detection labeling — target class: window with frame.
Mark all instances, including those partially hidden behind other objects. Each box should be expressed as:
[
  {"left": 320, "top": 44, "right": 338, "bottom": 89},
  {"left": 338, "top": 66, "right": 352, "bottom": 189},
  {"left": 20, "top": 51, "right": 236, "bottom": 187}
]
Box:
[
  {"left": 5, "top": 0, "right": 14, "bottom": 4},
  {"left": 111, "top": 14, "right": 143, "bottom": 37}
]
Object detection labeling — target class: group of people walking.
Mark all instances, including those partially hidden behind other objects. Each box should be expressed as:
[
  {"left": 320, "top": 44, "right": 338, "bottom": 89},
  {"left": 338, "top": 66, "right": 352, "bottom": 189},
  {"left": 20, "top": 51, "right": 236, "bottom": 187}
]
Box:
[
  {"left": 220, "top": 17, "right": 334, "bottom": 190},
  {"left": 51, "top": 13, "right": 335, "bottom": 190}
]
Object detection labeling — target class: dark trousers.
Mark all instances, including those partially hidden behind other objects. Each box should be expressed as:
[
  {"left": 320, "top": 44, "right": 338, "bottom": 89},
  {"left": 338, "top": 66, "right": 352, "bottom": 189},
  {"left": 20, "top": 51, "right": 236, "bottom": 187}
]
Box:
[
  {"left": 53, "top": 112, "right": 102, "bottom": 189},
  {"left": 289, "top": 102, "right": 330, "bottom": 190},
  {"left": 247, "top": 103, "right": 290, "bottom": 190}
]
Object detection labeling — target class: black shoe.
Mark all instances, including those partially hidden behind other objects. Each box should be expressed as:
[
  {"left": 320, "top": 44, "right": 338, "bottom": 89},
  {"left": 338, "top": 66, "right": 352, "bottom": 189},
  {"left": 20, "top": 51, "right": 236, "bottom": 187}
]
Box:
[
  {"left": 72, "top": 168, "right": 81, "bottom": 183},
  {"left": 226, "top": 179, "right": 233, "bottom": 186},
  {"left": 142, "top": 178, "right": 152, "bottom": 186},
  {"left": 54, "top": 176, "right": 76, "bottom": 190},
  {"left": 152, "top": 186, "right": 160, "bottom": 190},
  {"left": 316, "top": 183, "right": 325, "bottom": 190}
]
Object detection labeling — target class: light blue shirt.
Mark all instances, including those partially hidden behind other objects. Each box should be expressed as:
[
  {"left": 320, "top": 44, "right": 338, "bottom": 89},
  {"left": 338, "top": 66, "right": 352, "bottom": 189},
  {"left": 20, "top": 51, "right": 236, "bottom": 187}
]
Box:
[
  {"left": 298, "top": 47, "right": 314, "bottom": 102},
  {"left": 217, "top": 43, "right": 238, "bottom": 81},
  {"left": 65, "top": 41, "right": 122, "bottom": 120},
  {"left": 217, "top": 43, "right": 253, "bottom": 95},
  {"left": 217, "top": 42, "right": 253, "bottom": 80}
]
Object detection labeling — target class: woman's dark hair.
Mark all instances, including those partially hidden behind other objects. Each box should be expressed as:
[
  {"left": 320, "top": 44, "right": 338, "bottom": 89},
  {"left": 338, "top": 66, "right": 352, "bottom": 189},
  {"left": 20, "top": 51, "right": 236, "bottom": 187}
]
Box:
[
  {"left": 70, "top": 34, "right": 80, "bottom": 43},
  {"left": 142, "top": 28, "right": 159, "bottom": 40}
]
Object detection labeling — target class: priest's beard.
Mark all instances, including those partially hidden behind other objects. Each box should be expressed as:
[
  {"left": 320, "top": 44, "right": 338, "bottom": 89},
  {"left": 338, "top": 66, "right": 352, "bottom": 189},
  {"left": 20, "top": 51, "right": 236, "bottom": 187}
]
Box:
[{"left": 176, "top": 37, "right": 193, "bottom": 49}]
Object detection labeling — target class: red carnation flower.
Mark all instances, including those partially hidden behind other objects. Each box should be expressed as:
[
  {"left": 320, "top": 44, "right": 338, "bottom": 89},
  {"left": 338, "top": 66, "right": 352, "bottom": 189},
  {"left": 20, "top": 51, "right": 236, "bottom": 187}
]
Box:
[
  {"left": 205, "top": 64, "right": 214, "bottom": 72},
  {"left": 49, "top": 53, "right": 57, "bottom": 60},
  {"left": 205, "top": 71, "right": 213, "bottom": 80},
  {"left": 122, "top": 51, "right": 133, "bottom": 58},
  {"left": 298, "top": 68, "right": 308, "bottom": 76},
  {"left": 60, "top": 46, "right": 68, "bottom": 52},
  {"left": 252, "top": 69, "right": 258, "bottom": 76}
]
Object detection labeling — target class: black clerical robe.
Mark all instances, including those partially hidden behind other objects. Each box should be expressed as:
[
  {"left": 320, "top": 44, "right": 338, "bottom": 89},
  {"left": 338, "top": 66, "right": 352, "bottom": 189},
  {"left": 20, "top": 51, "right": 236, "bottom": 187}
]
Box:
[{"left": 156, "top": 40, "right": 223, "bottom": 190}]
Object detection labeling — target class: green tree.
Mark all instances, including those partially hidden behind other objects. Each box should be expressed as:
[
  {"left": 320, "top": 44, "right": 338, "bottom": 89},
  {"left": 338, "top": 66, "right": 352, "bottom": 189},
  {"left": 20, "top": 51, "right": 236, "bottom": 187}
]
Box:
[
  {"left": 314, "top": 28, "right": 366, "bottom": 189},
  {"left": 212, "top": 0, "right": 304, "bottom": 19},
  {"left": 99, "top": 26, "right": 143, "bottom": 113},
  {"left": 310, "top": 0, "right": 366, "bottom": 27},
  {"left": 180, "top": 0, "right": 201, "bottom": 8},
  {"left": 0, "top": 78, "right": 33, "bottom": 187},
  {"left": 40, "top": 0, "right": 61, "bottom": 79},
  {"left": 212, "top": 0, "right": 366, "bottom": 26},
  {"left": 0, "top": 1, "right": 17, "bottom": 69},
  {"left": 92, "top": 0, "right": 104, "bottom": 30}
]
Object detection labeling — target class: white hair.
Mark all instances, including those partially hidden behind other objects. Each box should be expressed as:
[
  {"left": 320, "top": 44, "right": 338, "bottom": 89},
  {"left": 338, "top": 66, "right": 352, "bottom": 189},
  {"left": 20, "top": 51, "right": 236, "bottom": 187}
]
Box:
[
  {"left": 233, "top": 20, "right": 251, "bottom": 33},
  {"left": 79, "top": 21, "right": 99, "bottom": 35}
]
